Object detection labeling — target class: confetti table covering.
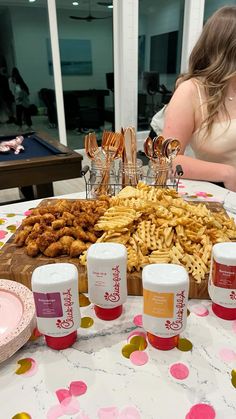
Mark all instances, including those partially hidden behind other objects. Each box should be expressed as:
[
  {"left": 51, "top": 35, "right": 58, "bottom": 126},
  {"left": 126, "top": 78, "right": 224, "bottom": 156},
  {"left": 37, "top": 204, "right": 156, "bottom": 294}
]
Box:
[
  {"left": 0, "top": 180, "right": 236, "bottom": 419},
  {"left": 0, "top": 296, "right": 236, "bottom": 418}
]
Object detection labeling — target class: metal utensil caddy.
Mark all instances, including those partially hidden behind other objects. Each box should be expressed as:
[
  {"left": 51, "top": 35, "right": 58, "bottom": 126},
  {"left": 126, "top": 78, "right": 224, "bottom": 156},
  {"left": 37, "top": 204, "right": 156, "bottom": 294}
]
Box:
[{"left": 81, "top": 163, "right": 183, "bottom": 199}]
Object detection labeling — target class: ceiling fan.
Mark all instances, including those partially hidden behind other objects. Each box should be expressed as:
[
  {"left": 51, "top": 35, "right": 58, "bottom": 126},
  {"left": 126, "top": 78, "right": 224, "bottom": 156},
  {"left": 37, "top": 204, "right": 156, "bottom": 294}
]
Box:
[
  {"left": 97, "top": 1, "right": 113, "bottom": 5},
  {"left": 70, "top": 0, "right": 112, "bottom": 22}
]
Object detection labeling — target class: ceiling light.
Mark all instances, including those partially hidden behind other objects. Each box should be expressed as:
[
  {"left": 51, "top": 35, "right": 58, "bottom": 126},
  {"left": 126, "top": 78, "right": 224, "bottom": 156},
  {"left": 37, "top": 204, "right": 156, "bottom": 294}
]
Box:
[
  {"left": 29, "top": 0, "right": 36, "bottom": 3},
  {"left": 72, "top": 1, "right": 79, "bottom": 5},
  {"left": 108, "top": 5, "right": 113, "bottom": 8}
]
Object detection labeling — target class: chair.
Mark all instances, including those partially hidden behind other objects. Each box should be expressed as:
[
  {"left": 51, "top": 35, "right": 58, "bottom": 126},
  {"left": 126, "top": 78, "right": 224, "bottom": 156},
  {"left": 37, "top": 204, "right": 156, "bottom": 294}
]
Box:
[
  {"left": 39, "top": 88, "right": 57, "bottom": 126},
  {"left": 141, "top": 71, "right": 173, "bottom": 111},
  {"left": 138, "top": 93, "right": 149, "bottom": 130},
  {"left": 63, "top": 92, "right": 80, "bottom": 129}
]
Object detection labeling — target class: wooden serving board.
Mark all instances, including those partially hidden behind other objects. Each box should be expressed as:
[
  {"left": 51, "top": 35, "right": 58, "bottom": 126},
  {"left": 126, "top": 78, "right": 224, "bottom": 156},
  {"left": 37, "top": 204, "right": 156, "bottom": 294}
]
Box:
[{"left": 0, "top": 200, "right": 226, "bottom": 299}]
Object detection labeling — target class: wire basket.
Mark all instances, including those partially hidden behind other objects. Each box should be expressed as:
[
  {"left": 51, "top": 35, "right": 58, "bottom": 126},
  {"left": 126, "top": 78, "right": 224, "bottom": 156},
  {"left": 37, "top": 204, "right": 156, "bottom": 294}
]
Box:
[{"left": 81, "top": 164, "right": 183, "bottom": 199}]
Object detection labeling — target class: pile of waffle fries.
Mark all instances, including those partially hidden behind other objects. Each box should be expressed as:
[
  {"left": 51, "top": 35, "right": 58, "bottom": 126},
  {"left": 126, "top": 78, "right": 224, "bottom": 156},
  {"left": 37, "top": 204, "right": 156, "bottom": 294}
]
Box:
[{"left": 80, "top": 183, "right": 236, "bottom": 283}]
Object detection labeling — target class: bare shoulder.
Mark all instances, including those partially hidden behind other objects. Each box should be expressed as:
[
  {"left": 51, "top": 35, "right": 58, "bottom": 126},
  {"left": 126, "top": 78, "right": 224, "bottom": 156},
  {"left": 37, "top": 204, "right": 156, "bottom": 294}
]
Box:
[
  {"left": 174, "top": 78, "right": 197, "bottom": 98},
  {"left": 165, "top": 79, "right": 197, "bottom": 112}
]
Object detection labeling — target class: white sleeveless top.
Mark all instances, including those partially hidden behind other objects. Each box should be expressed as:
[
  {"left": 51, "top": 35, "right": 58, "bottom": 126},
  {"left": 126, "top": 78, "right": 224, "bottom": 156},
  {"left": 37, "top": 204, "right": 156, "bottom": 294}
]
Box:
[{"left": 190, "top": 81, "right": 236, "bottom": 168}]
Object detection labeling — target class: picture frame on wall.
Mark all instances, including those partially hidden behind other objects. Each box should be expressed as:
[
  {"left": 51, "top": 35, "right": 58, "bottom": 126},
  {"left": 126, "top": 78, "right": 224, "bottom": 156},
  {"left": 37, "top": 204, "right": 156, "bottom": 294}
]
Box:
[{"left": 46, "top": 38, "right": 93, "bottom": 76}]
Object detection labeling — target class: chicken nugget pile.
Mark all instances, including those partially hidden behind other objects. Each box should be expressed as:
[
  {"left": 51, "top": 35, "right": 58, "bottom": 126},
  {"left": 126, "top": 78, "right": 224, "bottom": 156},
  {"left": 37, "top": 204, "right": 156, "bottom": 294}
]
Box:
[
  {"left": 81, "top": 182, "right": 236, "bottom": 283},
  {"left": 14, "top": 197, "right": 109, "bottom": 258}
]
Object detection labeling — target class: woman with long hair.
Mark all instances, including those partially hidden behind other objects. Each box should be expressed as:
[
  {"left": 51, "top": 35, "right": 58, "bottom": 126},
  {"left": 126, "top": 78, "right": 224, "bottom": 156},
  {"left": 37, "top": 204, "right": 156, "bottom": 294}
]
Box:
[
  {"left": 162, "top": 6, "right": 236, "bottom": 191},
  {"left": 11, "top": 67, "right": 32, "bottom": 129}
]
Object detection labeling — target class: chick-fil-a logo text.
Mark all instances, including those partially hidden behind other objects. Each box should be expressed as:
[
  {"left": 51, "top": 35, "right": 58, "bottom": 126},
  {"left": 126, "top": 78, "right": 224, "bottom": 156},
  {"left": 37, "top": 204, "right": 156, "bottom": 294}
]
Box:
[
  {"left": 56, "top": 288, "right": 74, "bottom": 329},
  {"left": 104, "top": 265, "right": 121, "bottom": 302},
  {"left": 230, "top": 291, "right": 236, "bottom": 300},
  {"left": 165, "top": 290, "right": 186, "bottom": 331}
]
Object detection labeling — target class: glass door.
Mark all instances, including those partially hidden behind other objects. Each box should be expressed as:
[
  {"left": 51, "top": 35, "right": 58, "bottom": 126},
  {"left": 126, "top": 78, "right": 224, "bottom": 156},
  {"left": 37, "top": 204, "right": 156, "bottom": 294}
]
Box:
[
  {"left": 0, "top": 0, "right": 59, "bottom": 139},
  {"left": 137, "top": 0, "right": 185, "bottom": 133},
  {"left": 56, "top": 0, "right": 114, "bottom": 150}
]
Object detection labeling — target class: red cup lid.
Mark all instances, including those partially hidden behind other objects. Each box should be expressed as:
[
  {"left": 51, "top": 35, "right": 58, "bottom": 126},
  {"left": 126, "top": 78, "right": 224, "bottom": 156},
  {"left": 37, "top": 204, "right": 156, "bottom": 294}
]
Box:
[
  {"left": 147, "top": 332, "right": 179, "bottom": 350},
  {"left": 45, "top": 330, "right": 77, "bottom": 350},
  {"left": 94, "top": 305, "right": 122, "bottom": 320},
  {"left": 212, "top": 303, "right": 236, "bottom": 320}
]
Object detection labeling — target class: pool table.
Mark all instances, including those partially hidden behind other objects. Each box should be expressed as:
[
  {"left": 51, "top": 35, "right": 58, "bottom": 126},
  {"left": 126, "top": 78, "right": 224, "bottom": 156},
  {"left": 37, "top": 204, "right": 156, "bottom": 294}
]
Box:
[{"left": 0, "top": 131, "right": 83, "bottom": 201}]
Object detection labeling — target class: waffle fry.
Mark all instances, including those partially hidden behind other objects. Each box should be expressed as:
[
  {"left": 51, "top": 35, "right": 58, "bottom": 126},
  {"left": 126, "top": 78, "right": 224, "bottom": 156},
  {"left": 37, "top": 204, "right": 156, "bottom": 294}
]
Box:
[
  {"left": 127, "top": 244, "right": 139, "bottom": 271},
  {"left": 169, "top": 245, "right": 184, "bottom": 264},
  {"left": 149, "top": 249, "right": 171, "bottom": 264},
  {"left": 94, "top": 206, "right": 139, "bottom": 231},
  {"left": 98, "top": 230, "right": 131, "bottom": 245},
  {"left": 182, "top": 253, "right": 208, "bottom": 283},
  {"left": 136, "top": 220, "right": 157, "bottom": 250}
]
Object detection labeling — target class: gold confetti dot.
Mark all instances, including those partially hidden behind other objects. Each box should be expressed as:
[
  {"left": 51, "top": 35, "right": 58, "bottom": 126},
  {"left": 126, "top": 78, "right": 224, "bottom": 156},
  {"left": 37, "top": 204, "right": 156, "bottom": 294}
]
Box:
[
  {"left": 29, "top": 328, "right": 42, "bottom": 341},
  {"left": 15, "top": 359, "right": 32, "bottom": 375},
  {"left": 12, "top": 413, "right": 31, "bottom": 419},
  {"left": 6, "top": 213, "right": 16, "bottom": 218},
  {"left": 231, "top": 376, "right": 236, "bottom": 388},
  {"left": 7, "top": 225, "right": 16, "bottom": 232},
  {"left": 231, "top": 369, "right": 236, "bottom": 388},
  {"left": 177, "top": 338, "right": 193, "bottom": 352},
  {"left": 121, "top": 344, "right": 137, "bottom": 359},
  {"left": 189, "top": 195, "right": 197, "bottom": 198},
  {"left": 79, "top": 293, "right": 91, "bottom": 307},
  {"left": 80, "top": 316, "right": 94, "bottom": 328},
  {"left": 129, "top": 336, "right": 148, "bottom": 350},
  {"left": 206, "top": 194, "right": 213, "bottom": 197}
]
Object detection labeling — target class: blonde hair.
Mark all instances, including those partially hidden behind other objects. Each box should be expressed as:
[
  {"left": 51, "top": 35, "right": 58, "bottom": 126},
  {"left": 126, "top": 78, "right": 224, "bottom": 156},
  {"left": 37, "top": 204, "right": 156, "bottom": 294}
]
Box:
[{"left": 180, "top": 6, "right": 236, "bottom": 135}]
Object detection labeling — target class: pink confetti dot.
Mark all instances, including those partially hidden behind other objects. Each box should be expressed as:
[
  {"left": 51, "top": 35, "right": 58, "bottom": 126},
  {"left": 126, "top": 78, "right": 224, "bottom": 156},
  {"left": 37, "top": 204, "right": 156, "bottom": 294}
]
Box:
[
  {"left": 185, "top": 403, "right": 216, "bottom": 419},
  {"left": 47, "top": 404, "right": 63, "bottom": 419},
  {"left": 69, "top": 380, "right": 87, "bottom": 396},
  {"left": 190, "top": 305, "right": 209, "bottom": 317},
  {"left": 178, "top": 184, "right": 185, "bottom": 188},
  {"left": 61, "top": 396, "right": 80, "bottom": 415},
  {"left": 170, "top": 363, "right": 189, "bottom": 380},
  {"left": 219, "top": 348, "right": 236, "bottom": 362},
  {"left": 0, "top": 230, "right": 7, "bottom": 239},
  {"left": 127, "top": 330, "right": 146, "bottom": 341},
  {"left": 130, "top": 350, "right": 149, "bottom": 366},
  {"left": 232, "top": 320, "right": 236, "bottom": 333},
  {"left": 196, "top": 191, "right": 208, "bottom": 197},
  {"left": 98, "top": 406, "right": 119, "bottom": 419},
  {"left": 133, "top": 315, "right": 143, "bottom": 327},
  {"left": 24, "top": 210, "right": 32, "bottom": 216},
  {"left": 119, "top": 406, "right": 141, "bottom": 419},
  {"left": 56, "top": 388, "right": 71, "bottom": 403},
  {"left": 24, "top": 358, "right": 38, "bottom": 377}
]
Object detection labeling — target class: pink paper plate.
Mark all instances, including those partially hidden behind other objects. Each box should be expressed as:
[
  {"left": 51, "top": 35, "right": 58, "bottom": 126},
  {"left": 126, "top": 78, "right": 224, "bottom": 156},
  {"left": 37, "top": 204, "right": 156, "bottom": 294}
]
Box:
[{"left": 0, "top": 279, "right": 36, "bottom": 363}]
